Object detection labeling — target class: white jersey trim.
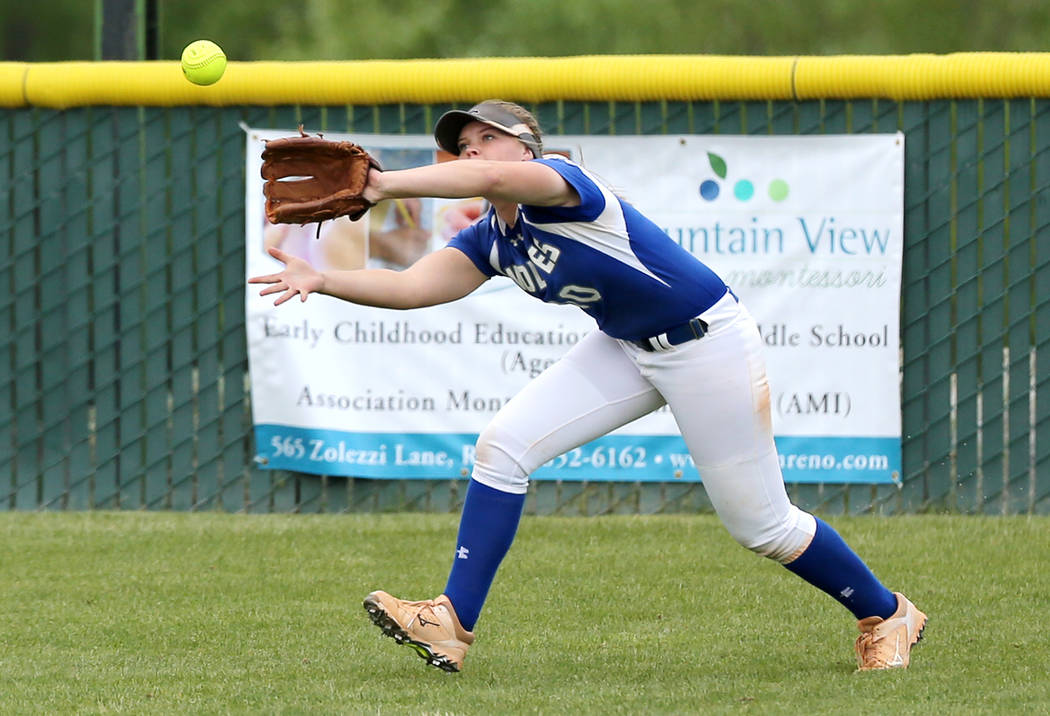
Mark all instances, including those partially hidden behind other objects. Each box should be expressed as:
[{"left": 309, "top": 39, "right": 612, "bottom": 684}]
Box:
[
  {"left": 487, "top": 214, "right": 502, "bottom": 272},
  {"left": 525, "top": 165, "right": 670, "bottom": 287}
]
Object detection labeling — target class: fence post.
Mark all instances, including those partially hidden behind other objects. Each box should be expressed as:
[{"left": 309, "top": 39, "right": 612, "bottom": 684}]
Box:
[{"left": 97, "top": 0, "right": 159, "bottom": 61}]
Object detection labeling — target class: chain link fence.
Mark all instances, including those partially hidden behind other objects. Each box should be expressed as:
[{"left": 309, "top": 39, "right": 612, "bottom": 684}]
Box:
[{"left": 2, "top": 100, "right": 1048, "bottom": 514}]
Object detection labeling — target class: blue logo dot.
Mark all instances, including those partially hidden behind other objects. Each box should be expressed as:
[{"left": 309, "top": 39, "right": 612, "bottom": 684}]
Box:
[
  {"left": 734, "top": 180, "right": 754, "bottom": 201},
  {"left": 699, "top": 180, "right": 720, "bottom": 201}
]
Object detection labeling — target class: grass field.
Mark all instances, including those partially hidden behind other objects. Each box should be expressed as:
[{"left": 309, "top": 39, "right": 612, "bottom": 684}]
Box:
[{"left": 1, "top": 511, "right": 1047, "bottom": 714}]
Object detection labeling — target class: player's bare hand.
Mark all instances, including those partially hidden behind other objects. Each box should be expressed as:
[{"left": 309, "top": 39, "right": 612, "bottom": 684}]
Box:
[
  {"left": 248, "top": 246, "right": 325, "bottom": 305},
  {"left": 362, "top": 168, "right": 385, "bottom": 205}
]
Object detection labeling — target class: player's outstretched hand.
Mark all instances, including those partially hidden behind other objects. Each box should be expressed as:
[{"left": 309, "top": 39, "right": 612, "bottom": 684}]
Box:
[{"left": 249, "top": 246, "right": 325, "bottom": 305}]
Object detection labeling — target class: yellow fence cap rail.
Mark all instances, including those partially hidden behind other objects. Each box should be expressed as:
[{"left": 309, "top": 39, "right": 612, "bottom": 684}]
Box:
[
  {"left": 5, "top": 54, "right": 1050, "bottom": 108},
  {"left": 794, "top": 53, "right": 1050, "bottom": 99},
  {"left": 4, "top": 56, "right": 794, "bottom": 108},
  {"left": 0, "top": 63, "right": 29, "bottom": 106}
]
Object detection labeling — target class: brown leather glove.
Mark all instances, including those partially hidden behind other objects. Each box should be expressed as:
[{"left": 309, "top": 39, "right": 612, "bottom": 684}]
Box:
[{"left": 261, "top": 126, "right": 382, "bottom": 226}]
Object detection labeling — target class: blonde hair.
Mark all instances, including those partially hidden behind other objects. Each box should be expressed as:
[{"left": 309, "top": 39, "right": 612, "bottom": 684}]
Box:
[{"left": 487, "top": 100, "right": 544, "bottom": 156}]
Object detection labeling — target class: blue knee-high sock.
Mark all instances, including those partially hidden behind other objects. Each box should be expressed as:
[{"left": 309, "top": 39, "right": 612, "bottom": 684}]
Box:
[
  {"left": 443, "top": 479, "right": 525, "bottom": 631},
  {"left": 784, "top": 517, "right": 898, "bottom": 620}
]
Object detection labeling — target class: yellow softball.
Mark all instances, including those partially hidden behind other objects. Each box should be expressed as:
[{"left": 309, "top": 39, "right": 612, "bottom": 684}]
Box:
[{"left": 181, "top": 40, "right": 226, "bottom": 86}]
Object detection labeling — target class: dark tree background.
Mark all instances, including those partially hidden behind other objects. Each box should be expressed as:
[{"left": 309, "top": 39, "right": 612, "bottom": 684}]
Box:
[{"left": 3, "top": 0, "right": 1050, "bottom": 62}]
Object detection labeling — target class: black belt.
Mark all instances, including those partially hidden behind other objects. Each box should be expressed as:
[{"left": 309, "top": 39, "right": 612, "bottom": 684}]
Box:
[
  {"left": 631, "top": 317, "right": 709, "bottom": 352},
  {"left": 630, "top": 289, "right": 738, "bottom": 352}
]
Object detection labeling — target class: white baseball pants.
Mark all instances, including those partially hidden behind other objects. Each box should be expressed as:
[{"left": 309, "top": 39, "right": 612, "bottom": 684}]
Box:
[{"left": 471, "top": 292, "right": 816, "bottom": 563}]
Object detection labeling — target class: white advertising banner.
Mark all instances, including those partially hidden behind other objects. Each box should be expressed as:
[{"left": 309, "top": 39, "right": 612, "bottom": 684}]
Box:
[{"left": 245, "top": 129, "right": 904, "bottom": 484}]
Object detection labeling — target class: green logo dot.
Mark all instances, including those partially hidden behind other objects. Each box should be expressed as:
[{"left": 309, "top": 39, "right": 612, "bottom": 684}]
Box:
[{"left": 768, "top": 179, "right": 789, "bottom": 201}]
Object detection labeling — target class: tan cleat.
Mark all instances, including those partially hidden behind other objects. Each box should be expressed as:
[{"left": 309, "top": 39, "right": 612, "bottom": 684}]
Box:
[
  {"left": 854, "top": 592, "right": 927, "bottom": 670},
  {"left": 363, "top": 590, "right": 475, "bottom": 672}
]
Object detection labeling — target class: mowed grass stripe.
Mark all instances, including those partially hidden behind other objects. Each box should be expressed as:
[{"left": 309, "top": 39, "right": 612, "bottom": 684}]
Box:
[{"left": 1, "top": 512, "right": 1046, "bottom": 714}]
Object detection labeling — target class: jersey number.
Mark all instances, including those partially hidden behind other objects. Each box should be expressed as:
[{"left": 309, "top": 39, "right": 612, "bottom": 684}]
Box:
[
  {"left": 558, "top": 285, "right": 602, "bottom": 306},
  {"left": 506, "top": 242, "right": 601, "bottom": 307}
]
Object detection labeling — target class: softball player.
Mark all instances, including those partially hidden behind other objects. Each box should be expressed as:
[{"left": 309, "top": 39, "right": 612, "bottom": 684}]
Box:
[{"left": 250, "top": 100, "right": 926, "bottom": 673}]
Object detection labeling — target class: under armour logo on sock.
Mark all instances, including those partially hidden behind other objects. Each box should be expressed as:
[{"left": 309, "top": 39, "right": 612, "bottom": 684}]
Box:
[{"left": 456, "top": 546, "right": 469, "bottom": 560}]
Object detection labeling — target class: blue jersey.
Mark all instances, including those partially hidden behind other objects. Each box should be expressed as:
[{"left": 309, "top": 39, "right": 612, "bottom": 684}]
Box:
[{"left": 447, "top": 156, "right": 728, "bottom": 340}]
